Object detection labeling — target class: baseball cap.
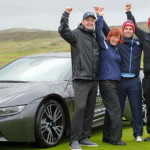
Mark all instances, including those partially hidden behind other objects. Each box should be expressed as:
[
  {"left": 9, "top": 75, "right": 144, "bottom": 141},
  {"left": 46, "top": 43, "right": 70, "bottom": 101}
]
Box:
[
  {"left": 122, "top": 20, "right": 135, "bottom": 33},
  {"left": 83, "top": 12, "right": 96, "bottom": 20}
]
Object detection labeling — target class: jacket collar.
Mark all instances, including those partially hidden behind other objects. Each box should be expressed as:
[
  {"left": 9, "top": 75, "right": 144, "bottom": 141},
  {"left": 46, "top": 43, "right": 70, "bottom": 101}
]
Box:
[
  {"left": 77, "top": 23, "right": 95, "bottom": 36},
  {"left": 123, "top": 36, "right": 133, "bottom": 43},
  {"left": 108, "top": 42, "right": 117, "bottom": 48}
]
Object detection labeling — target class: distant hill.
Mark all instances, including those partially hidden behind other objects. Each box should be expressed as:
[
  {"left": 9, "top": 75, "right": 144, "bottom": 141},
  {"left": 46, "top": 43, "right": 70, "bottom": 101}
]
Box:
[
  {"left": 0, "top": 22, "right": 148, "bottom": 67},
  {"left": 0, "top": 28, "right": 60, "bottom": 41},
  {"left": 0, "top": 28, "right": 44, "bottom": 34},
  {"left": 135, "top": 22, "right": 149, "bottom": 32},
  {"left": 0, "top": 22, "right": 149, "bottom": 42}
]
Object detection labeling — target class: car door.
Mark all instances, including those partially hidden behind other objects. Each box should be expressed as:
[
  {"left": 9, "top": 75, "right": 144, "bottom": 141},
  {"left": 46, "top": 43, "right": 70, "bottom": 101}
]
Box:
[{"left": 92, "top": 86, "right": 106, "bottom": 127}]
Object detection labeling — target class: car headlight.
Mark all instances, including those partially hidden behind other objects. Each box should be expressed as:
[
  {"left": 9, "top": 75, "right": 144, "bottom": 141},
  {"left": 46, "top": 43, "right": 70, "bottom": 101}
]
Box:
[{"left": 0, "top": 105, "right": 26, "bottom": 116}]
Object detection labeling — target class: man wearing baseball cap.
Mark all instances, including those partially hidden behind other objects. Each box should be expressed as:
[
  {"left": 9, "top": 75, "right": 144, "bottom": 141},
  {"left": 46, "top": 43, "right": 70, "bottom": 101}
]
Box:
[
  {"left": 83, "top": 12, "right": 96, "bottom": 20},
  {"left": 58, "top": 7, "right": 100, "bottom": 150},
  {"left": 102, "top": 6, "right": 143, "bottom": 142},
  {"left": 126, "top": 3, "right": 150, "bottom": 142}
]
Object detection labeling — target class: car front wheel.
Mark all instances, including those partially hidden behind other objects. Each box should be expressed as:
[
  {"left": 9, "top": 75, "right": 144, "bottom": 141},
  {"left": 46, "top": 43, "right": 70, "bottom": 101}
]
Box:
[{"left": 35, "top": 100, "right": 65, "bottom": 148}]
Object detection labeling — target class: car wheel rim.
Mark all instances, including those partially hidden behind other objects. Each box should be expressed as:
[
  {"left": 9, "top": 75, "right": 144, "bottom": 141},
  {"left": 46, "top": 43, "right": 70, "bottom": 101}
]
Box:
[{"left": 40, "top": 103, "right": 64, "bottom": 145}]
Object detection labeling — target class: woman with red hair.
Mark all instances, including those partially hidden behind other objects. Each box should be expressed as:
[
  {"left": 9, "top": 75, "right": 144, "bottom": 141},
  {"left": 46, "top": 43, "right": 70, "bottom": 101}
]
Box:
[{"left": 94, "top": 7, "right": 126, "bottom": 145}]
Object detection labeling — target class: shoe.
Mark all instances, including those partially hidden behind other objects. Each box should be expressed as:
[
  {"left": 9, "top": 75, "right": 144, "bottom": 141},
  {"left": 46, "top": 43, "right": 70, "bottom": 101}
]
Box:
[
  {"left": 135, "top": 136, "right": 142, "bottom": 142},
  {"left": 109, "top": 140, "right": 126, "bottom": 146},
  {"left": 79, "top": 138, "right": 98, "bottom": 147},
  {"left": 144, "top": 137, "right": 150, "bottom": 141},
  {"left": 69, "top": 141, "right": 82, "bottom": 150}
]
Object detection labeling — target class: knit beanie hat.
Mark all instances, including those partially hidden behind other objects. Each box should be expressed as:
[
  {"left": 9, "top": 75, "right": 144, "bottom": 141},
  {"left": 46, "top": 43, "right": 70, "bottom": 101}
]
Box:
[{"left": 122, "top": 20, "right": 135, "bottom": 33}]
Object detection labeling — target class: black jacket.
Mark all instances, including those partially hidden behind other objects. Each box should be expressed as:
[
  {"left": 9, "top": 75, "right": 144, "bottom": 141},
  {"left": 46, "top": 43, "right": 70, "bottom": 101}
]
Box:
[
  {"left": 58, "top": 12, "right": 100, "bottom": 80},
  {"left": 126, "top": 11, "right": 150, "bottom": 76}
]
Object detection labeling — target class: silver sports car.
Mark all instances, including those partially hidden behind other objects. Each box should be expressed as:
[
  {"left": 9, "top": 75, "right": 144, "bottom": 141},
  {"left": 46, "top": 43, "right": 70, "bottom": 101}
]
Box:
[{"left": 0, "top": 52, "right": 145, "bottom": 148}]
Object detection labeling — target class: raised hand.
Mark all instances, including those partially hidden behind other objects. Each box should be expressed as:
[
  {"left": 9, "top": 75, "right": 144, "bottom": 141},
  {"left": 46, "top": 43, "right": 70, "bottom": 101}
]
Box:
[
  {"left": 94, "top": 6, "right": 104, "bottom": 16},
  {"left": 94, "top": 6, "right": 100, "bottom": 15},
  {"left": 125, "top": 3, "right": 132, "bottom": 12},
  {"left": 65, "top": 7, "right": 73, "bottom": 14}
]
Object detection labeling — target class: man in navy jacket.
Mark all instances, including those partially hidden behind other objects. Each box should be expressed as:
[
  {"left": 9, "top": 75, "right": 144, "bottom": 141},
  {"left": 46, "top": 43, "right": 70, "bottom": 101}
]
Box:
[{"left": 125, "top": 3, "right": 150, "bottom": 142}]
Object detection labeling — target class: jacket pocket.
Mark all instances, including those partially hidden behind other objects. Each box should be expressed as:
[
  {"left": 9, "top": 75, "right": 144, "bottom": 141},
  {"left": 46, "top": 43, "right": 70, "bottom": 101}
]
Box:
[{"left": 76, "top": 57, "right": 83, "bottom": 71}]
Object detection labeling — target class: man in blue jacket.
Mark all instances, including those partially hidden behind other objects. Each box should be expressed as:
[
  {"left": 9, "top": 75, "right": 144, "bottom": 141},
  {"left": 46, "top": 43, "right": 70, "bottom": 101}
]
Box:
[
  {"left": 102, "top": 11, "right": 143, "bottom": 142},
  {"left": 125, "top": 3, "right": 150, "bottom": 142}
]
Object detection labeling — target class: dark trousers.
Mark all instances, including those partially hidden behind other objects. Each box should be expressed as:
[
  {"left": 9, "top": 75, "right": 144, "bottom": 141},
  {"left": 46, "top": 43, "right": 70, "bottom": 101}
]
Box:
[
  {"left": 99, "top": 80, "right": 122, "bottom": 142},
  {"left": 120, "top": 77, "right": 143, "bottom": 137},
  {"left": 70, "top": 80, "right": 98, "bottom": 142},
  {"left": 143, "top": 77, "right": 150, "bottom": 133}
]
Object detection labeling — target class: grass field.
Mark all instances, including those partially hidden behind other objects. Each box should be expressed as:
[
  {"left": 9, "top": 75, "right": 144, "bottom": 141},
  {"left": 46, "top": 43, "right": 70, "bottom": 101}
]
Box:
[
  {"left": 0, "top": 37, "right": 70, "bottom": 67},
  {"left": 0, "top": 122, "right": 149, "bottom": 150}
]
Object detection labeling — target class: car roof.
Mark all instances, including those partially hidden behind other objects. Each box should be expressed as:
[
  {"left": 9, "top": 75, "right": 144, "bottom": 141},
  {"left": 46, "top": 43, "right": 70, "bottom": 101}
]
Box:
[{"left": 24, "top": 52, "right": 71, "bottom": 58}]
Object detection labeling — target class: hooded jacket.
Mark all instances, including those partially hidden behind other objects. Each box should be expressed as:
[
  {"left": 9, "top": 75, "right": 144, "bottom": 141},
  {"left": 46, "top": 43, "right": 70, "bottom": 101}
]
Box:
[
  {"left": 126, "top": 11, "right": 150, "bottom": 77},
  {"left": 58, "top": 12, "right": 100, "bottom": 80}
]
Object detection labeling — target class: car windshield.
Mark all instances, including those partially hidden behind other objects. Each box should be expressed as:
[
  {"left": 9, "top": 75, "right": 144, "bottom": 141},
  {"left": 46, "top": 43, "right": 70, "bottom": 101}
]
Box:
[{"left": 0, "top": 57, "right": 71, "bottom": 82}]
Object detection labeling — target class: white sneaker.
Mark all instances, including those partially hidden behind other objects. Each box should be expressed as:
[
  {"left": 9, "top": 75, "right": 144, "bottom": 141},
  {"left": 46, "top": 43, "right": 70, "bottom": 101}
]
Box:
[{"left": 135, "top": 136, "right": 143, "bottom": 142}]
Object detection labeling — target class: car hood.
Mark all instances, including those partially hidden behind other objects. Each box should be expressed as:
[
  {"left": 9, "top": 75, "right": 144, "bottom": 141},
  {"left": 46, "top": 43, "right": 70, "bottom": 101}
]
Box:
[
  {"left": 0, "top": 81, "right": 67, "bottom": 106},
  {"left": 0, "top": 83, "right": 38, "bottom": 104}
]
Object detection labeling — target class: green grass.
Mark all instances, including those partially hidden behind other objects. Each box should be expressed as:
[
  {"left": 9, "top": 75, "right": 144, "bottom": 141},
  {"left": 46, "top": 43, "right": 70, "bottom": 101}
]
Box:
[
  {"left": 0, "top": 122, "right": 148, "bottom": 150},
  {"left": 0, "top": 38, "right": 70, "bottom": 67}
]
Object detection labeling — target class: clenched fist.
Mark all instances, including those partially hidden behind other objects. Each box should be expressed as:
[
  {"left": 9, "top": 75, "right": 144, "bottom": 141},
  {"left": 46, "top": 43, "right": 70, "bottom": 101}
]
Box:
[
  {"left": 125, "top": 3, "right": 132, "bottom": 12},
  {"left": 94, "top": 6, "right": 104, "bottom": 16},
  {"left": 65, "top": 7, "right": 73, "bottom": 14}
]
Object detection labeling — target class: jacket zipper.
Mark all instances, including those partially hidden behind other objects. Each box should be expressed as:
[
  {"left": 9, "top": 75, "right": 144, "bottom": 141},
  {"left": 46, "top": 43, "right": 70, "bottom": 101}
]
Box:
[{"left": 129, "top": 40, "right": 133, "bottom": 73}]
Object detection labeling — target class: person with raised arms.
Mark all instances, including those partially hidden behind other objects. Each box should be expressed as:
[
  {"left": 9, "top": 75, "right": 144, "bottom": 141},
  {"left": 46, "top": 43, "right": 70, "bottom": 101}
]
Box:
[
  {"left": 125, "top": 3, "right": 150, "bottom": 142},
  {"left": 95, "top": 6, "right": 126, "bottom": 146},
  {"left": 58, "top": 6, "right": 100, "bottom": 150}
]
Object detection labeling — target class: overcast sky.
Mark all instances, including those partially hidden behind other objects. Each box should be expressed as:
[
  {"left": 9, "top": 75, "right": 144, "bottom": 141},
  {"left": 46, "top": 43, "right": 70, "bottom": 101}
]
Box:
[{"left": 0, "top": 0, "right": 149, "bottom": 31}]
